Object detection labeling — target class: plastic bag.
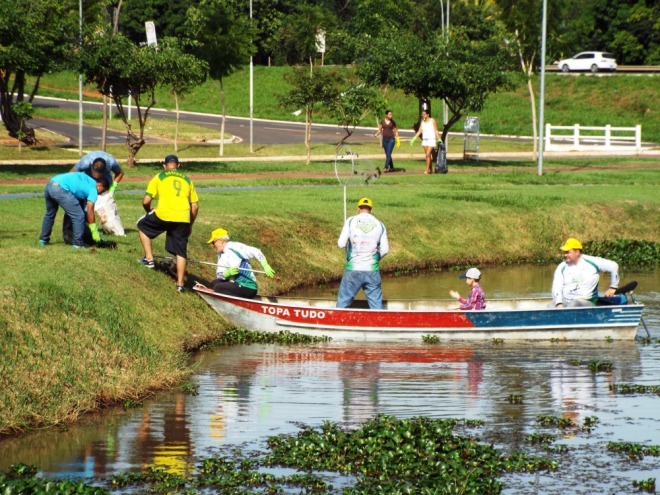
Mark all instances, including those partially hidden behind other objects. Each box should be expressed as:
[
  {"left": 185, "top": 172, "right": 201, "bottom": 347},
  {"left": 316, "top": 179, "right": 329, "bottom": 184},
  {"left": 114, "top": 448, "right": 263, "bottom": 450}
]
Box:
[{"left": 94, "top": 192, "right": 125, "bottom": 236}]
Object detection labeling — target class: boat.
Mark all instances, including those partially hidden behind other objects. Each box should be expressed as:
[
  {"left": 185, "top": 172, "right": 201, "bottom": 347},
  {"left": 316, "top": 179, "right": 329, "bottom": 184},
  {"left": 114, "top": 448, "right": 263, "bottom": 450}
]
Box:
[{"left": 193, "top": 283, "right": 645, "bottom": 341}]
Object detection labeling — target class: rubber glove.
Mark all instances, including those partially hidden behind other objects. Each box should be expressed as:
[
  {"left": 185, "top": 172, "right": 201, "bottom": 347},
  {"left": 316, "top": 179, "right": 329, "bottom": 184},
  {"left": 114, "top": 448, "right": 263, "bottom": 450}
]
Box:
[
  {"left": 108, "top": 181, "right": 118, "bottom": 196},
  {"left": 410, "top": 136, "right": 417, "bottom": 146},
  {"left": 395, "top": 136, "right": 401, "bottom": 148},
  {"left": 261, "top": 260, "right": 276, "bottom": 278},
  {"left": 88, "top": 223, "right": 101, "bottom": 243},
  {"left": 223, "top": 267, "right": 239, "bottom": 279}
]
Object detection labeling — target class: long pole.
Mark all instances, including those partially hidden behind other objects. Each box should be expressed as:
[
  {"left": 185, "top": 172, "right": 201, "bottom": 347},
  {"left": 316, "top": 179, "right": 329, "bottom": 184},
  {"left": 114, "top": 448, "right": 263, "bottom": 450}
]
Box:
[
  {"left": 249, "top": 0, "right": 254, "bottom": 153},
  {"left": 78, "top": 0, "right": 83, "bottom": 156},
  {"left": 537, "top": 0, "right": 548, "bottom": 176}
]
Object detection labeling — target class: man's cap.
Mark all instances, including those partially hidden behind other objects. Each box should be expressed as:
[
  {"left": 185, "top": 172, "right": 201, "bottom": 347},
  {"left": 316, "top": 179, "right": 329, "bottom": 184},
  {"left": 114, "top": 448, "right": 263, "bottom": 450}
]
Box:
[
  {"left": 358, "top": 197, "right": 373, "bottom": 209},
  {"left": 459, "top": 267, "right": 482, "bottom": 280},
  {"left": 207, "top": 228, "right": 229, "bottom": 243},
  {"left": 560, "top": 238, "right": 583, "bottom": 251},
  {"left": 164, "top": 154, "right": 179, "bottom": 165}
]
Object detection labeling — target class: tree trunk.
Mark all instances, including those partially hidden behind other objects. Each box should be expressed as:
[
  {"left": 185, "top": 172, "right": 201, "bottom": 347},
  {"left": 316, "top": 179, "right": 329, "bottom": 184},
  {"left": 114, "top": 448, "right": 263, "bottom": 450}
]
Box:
[
  {"left": 515, "top": 31, "right": 538, "bottom": 160},
  {"left": 219, "top": 79, "right": 225, "bottom": 157},
  {"left": 174, "top": 90, "right": 179, "bottom": 153}
]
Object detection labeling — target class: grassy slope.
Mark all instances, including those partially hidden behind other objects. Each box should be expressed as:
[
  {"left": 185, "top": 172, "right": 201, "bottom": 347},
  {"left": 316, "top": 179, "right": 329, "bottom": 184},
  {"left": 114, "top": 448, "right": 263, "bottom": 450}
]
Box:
[
  {"left": 0, "top": 161, "right": 658, "bottom": 435},
  {"left": 32, "top": 68, "right": 660, "bottom": 143}
]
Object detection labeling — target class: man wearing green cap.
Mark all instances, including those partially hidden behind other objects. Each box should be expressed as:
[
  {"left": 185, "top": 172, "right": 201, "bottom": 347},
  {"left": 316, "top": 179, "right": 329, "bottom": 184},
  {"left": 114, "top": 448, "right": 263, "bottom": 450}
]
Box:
[
  {"left": 552, "top": 237, "right": 620, "bottom": 308},
  {"left": 207, "top": 228, "right": 275, "bottom": 298},
  {"left": 336, "top": 197, "right": 389, "bottom": 309}
]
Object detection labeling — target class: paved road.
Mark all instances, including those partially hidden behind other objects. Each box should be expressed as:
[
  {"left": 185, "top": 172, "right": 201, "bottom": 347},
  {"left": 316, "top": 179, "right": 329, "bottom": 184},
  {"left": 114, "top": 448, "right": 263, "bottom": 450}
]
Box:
[{"left": 31, "top": 96, "right": 385, "bottom": 147}]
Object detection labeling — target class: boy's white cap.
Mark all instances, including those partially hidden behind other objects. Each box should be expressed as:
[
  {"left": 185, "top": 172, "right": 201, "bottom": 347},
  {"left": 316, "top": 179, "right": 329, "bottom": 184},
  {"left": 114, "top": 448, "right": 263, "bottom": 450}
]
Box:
[{"left": 459, "top": 268, "right": 482, "bottom": 280}]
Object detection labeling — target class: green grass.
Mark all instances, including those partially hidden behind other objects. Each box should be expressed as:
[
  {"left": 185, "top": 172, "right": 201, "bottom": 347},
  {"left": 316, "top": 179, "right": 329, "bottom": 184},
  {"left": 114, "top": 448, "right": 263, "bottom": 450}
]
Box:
[{"left": 28, "top": 68, "right": 660, "bottom": 142}]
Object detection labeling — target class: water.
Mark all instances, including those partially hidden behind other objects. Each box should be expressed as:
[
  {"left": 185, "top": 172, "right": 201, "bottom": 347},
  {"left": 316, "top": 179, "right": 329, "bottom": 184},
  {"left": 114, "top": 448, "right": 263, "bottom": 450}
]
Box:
[{"left": 1, "top": 266, "right": 658, "bottom": 494}]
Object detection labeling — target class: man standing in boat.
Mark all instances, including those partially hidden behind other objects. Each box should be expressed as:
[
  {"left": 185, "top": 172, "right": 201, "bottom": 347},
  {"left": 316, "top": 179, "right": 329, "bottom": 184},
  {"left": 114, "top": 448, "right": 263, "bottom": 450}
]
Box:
[
  {"left": 552, "top": 238, "right": 620, "bottom": 308},
  {"left": 336, "top": 197, "right": 389, "bottom": 309}
]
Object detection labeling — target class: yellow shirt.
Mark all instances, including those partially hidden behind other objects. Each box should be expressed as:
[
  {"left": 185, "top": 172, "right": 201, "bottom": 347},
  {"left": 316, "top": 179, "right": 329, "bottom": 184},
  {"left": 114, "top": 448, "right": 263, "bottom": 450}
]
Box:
[{"left": 145, "top": 170, "right": 199, "bottom": 223}]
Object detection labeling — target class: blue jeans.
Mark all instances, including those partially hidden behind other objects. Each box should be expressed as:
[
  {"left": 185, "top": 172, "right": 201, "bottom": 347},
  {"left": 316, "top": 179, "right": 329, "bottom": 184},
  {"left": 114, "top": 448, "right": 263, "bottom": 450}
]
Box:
[
  {"left": 382, "top": 138, "right": 395, "bottom": 171},
  {"left": 336, "top": 270, "right": 383, "bottom": 309},
  {"left": 40, "top": 181, "right": 86, "bottom": 246}
]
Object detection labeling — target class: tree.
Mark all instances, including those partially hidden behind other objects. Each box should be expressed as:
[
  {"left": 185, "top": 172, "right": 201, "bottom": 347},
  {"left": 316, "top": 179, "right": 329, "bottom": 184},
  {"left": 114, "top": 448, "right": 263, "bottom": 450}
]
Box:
[
  {"left": 358, "top": 26, "right": 516, "bottom": 143},
  {"left": 80, "top": 33, "right": 204, "bottom": 165},
  {"left": 494, "top": 0, "right": 565, "bottom": 158},
  {"left": 0, "top": 0, "right": 77, "bottom": 145},
  {"left": 328, "top": 84, "right": 387, "bottom": 149},
  {"left": 185, "top": 0, "right": 256, "bottom": 156},
  {"left": 278, "top": 67, "right": 341, "bottom": 164},
  {"left": 275, "top": 4, "right": 336, "bottom": 69},
  {"left": 159, "top": 38, "right": 208, "bottom": 152}
]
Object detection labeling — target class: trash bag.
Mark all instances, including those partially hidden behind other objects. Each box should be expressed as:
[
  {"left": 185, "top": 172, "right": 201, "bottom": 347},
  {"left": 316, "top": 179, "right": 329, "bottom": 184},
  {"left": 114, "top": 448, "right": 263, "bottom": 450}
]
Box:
[{"left": 95, "top": 192, "right": 125, "bottom": 236}]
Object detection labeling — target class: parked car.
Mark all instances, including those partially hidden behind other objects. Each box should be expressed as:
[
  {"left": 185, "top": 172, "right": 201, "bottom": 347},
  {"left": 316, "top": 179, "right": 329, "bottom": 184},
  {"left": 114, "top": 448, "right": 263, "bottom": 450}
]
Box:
[{"left": 556, "top": 52, "right": 618, "bottom": 73}]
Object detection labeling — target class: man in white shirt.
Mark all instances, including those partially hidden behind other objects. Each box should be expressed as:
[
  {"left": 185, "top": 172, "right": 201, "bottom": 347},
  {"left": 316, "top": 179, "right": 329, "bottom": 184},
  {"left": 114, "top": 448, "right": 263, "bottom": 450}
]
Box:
[
  {"left": 337, "top": 198, "right": 389, "bottom": 309},
  {"left": 552, "top": 238, "right": 619, "bottom": 308}
]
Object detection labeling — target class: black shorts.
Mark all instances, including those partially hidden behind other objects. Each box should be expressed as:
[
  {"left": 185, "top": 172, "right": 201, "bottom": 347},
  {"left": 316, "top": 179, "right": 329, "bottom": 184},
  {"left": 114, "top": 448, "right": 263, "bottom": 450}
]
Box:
[{"left": 137, "top": 211, "right": 190, "bottom": 258}]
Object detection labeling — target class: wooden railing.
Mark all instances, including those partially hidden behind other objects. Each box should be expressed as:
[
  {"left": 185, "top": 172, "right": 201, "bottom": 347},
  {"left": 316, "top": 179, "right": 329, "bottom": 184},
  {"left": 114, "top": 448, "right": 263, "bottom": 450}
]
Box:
[{"left": 545, "top": 124, "right": 642, "bottom": 151}]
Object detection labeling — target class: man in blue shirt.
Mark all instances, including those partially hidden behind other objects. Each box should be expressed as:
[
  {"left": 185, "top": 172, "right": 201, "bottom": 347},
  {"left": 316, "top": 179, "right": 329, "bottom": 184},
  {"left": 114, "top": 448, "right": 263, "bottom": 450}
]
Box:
[
  {"left": 72, "top": 151, "right": 124, "bottom": 196},
  {"left": 39, "top": 172, "right": 109, "bottom": 248}
]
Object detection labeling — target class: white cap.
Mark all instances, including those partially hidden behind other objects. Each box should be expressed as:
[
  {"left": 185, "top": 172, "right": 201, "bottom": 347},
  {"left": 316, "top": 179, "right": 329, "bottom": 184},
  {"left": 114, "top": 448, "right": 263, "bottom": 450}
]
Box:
[{"left": 459, "top": 267, "right": 482, "bottom": 280}]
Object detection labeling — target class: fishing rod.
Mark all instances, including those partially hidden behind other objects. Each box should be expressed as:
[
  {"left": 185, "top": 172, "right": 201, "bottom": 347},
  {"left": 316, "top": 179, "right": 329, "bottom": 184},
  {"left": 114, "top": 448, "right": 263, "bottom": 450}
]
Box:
[{"left": 153, "top": 255, "right": 267, "bottom": 274}]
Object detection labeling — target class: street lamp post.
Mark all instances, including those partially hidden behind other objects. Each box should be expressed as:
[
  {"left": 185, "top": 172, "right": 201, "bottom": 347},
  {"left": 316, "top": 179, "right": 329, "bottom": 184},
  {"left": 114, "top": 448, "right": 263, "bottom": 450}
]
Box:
[
  {"left": 78, "top": 0, "right": 83, "bottom": 156},
  {"left": 537, "top": 0, "right": 548, "bottom": 176},
  {"left": 249, "top": 0, "right": 253, "bottom": 153}
]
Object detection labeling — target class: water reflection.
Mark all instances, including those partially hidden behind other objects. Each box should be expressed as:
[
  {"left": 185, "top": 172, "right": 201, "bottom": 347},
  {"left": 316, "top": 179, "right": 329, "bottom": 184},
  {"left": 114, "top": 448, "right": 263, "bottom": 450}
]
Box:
[{"left": 0, "top": 265, "right": 658, "bottom": 494}]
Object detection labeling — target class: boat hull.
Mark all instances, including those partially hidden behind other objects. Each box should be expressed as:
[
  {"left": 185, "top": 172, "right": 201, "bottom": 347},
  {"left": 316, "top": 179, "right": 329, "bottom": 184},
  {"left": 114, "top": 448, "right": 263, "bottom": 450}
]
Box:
[{"left": 193, "top": 285, "right": 644, "bottom": 341}]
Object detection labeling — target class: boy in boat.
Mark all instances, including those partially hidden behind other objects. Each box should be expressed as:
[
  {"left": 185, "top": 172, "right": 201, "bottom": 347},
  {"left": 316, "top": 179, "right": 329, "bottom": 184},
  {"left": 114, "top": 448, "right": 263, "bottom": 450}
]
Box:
[
  {"left": 449, "top": 268, "right": 486, "bottom": 310},
  {"left": 207, "top": 228, "right": 276, "bottom": 299}
]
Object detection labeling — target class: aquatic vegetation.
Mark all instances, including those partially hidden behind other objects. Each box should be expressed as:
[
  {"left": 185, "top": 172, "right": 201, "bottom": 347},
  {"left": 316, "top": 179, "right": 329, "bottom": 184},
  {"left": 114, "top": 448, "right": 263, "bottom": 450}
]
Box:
[
  {"left": 609, "top": 383, "right": 660, "bottom": 395},
  {"left": 580, "top": 416, "right": 599, "bottom": 432},
  {"left": 583, "top": 239, "right": 659, "bottom": 269},
  {"left": 526, "top": 433, "right": 556, "bottom": 445},
  {"left": 422, "top": 335, "right": 441, "bottom": 344},
  {"left": 492, "top": 338, "right": 504, "bottom": 345},
  {"left": 543, "top": 444, "right": 569, "bottom": 454},
  {"left": 605, "top": 336, "right": 614, "bottom": 343},
  {"left": 507, "top": 394, "right": 523, "bottom": 404},
  {"left": 122, "top": 398, "right": 143, "bottom": 410},
  {"left": 632, "top": 477, "right": 656, "bottom": 493},
  {"left": 569, "top": 359, "right": 581, "bottom": 366},
  {"left": 588, "top": 360, "right": 614, "bottom": 372},
  {"left": 536, "top": 416, "right": 576, "bottom": 429},
  {"left": 0, "top": 464, "right": 108, "bottom": 495},
  {"left": 607, "top": 442, "right": 660, "bottom": 461},
  {"left": 202, "top": 327, "right": 331, "bottom": 348},
  {"left": 181, "top": 381, "right": 199, "bottom": 396},
  {"left": 265, "top": 415, "right": 556, "bottom": 494},
  {"left": 550, "top": 337, "right": 567, "bottom": 343}
]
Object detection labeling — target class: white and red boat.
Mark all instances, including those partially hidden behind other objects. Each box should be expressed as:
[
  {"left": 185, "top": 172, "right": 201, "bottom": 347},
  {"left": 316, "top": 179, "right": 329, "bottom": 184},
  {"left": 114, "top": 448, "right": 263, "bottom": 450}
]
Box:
[{"left": 193, "top": 283, "right": 644, "bottom": 341}]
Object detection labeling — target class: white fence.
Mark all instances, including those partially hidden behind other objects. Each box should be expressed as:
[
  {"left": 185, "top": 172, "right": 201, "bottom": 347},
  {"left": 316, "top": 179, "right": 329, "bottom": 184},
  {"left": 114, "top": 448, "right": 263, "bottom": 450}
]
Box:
[{"left": 545, "top": 124, "right": 642, "bottom": 151}]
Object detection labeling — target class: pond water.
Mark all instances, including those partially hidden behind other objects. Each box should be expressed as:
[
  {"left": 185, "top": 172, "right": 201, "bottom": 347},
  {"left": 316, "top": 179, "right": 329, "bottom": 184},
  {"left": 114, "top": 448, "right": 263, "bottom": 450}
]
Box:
[{"left": 1, "top": 266, "right": 658, "bottom": 494}]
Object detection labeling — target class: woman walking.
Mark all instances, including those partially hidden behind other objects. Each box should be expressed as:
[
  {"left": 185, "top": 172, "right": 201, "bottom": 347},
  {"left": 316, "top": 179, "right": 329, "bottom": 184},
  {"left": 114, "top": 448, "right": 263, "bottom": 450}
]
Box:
[
  {"left": 411, "top": 109, "right": 442, "bottom": 174},
  {"left": 374, "top": 110, "right": 399, "bottom": 173}
]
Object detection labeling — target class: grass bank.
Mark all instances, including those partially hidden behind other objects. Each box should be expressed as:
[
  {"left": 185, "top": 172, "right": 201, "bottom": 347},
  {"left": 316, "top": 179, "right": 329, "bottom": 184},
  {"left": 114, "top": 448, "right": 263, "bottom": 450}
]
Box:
[
  {"left": 32, "top": 68, "right": 660, "bottom": 143},
  {"left": 0, "top": 159, "right": 658, "bottom": 436}
]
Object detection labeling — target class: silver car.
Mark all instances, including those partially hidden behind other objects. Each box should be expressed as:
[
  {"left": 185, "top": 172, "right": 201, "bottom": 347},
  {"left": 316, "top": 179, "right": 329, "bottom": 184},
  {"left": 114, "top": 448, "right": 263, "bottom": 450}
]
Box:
[{"left": 557, "top": 52, "right": 618, "bottom": 73}]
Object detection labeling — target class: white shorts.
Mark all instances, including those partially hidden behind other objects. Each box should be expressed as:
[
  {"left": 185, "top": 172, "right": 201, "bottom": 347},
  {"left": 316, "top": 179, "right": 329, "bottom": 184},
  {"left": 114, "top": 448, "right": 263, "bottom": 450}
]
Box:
[{"left": 422, "top": 138, "right": 437, "bottom": 148}]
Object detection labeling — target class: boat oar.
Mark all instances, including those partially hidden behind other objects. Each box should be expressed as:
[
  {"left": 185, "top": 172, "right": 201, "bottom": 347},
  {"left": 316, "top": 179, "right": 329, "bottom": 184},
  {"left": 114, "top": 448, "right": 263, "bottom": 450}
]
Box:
[
  {"left": 153, "top": 255, "right": 268, "bottom": 274},
  {"left": 628, "top": 292, "right": 651, "bottom": 340}
]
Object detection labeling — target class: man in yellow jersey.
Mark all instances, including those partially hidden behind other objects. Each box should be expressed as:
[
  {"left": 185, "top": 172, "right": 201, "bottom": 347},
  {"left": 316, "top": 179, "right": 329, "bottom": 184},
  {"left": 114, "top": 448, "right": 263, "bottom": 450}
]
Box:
[{"left": 137, "top": 155, "right": 199, "bottom": 292}]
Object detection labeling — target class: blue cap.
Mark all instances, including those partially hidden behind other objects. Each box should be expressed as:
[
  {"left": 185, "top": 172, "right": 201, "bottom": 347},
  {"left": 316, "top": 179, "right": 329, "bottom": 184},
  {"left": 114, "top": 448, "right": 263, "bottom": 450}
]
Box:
[{"left": 164, "top": 154, "right": 179, "bottom": 165}]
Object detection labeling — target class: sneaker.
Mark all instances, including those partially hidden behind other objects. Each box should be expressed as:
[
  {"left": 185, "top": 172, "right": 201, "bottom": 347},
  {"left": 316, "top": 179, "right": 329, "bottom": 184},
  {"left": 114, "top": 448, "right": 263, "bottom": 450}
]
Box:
[
  {"left": 139, "top": 257, "right": 155, "bottom": 269},
  {"left": 176, "top": 285, "right": 185, "bottom": 293},
  {"left": 38, "top": 240, "right": 48, "bottom": 246},
  {"left": 72, "top": 245, "right": 87, "bottom": 250}
]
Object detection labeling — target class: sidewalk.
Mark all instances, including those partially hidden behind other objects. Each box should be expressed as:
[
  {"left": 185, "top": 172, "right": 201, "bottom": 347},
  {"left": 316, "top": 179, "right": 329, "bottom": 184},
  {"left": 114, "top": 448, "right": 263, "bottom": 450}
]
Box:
[{"left": 1, "top": 148, "right": 659, "bottom": 166}]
